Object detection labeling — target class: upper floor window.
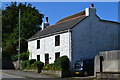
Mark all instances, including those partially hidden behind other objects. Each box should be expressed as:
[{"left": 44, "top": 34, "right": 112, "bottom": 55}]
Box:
[
  {"left": 37, "top": 40, "right": 40, "bottom": 49},
  {"left": 55, "top": 35, "right": 60, "bottom": 46}
]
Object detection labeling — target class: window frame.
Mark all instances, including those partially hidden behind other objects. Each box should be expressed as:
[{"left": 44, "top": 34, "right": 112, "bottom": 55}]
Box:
[
  {"left": 37, "top": 40, "right": 40, "bottom": 49},
  {"left": 55, "top": 52, "right": 60, "bottom": 60},
  {"left": 37, "top": 55, "right": 40, "bottom": 61},
  {"left": 55, "top": 35, "right": 60, "bottom": 46}
]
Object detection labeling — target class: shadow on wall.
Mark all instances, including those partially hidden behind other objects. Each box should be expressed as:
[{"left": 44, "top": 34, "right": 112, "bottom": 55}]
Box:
[{"left": 2, "top": 57, "right": 15, "bottom": 70}]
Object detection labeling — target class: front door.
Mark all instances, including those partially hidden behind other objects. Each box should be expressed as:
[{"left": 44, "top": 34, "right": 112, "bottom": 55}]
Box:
[{"left": 45, "top": 54, "right": 49, "bottom": 65}]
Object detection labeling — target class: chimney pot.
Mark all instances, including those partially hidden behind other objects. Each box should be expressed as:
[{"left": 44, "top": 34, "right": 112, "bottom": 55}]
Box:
[
  {"left": 46, "top": 17, "right": 48, "bottom": 22},
  {"left": 90, "top": 4, "right": 94, "bottom": 8},
  {"left": 6, "top": 4, "right": 8, "bottom": 8}
]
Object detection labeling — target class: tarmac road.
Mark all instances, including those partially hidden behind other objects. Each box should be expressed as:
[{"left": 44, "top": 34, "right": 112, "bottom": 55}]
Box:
[
  {"left": 1, "top": 70, "right": 102, "bottom": 80},
  {"left": 2, "top": 72, "right": 25, "bottom": 78}
]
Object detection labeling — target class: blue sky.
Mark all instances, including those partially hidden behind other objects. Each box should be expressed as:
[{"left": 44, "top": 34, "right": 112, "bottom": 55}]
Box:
[
  {"left": 2, "top": 2, "right": 119, "bottom": 25},
  {"left": 1, "top": 0, "right": 120, "bottom": 2}
]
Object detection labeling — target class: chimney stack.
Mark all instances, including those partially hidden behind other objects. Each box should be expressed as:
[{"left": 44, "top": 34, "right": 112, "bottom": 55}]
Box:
[
  {"left": 46, "top": 17, "right": 48, "bottom": 22},
  {"left": 42, "top": 17, "right": 50, "bottom": 30},
  {"left": 85, "top": 4, "right": 96, "bottom": 16}
]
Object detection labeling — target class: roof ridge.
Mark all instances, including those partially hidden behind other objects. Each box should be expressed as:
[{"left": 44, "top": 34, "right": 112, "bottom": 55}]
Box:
[
  {"left": 56, "top": 14, "right": 86, "bottom": 24},
  {"left": 47, "top": 14, "right": 86, "bottom": 27},
  {"left": 57, "top": 11, "right": 85, "bottom": 23}
]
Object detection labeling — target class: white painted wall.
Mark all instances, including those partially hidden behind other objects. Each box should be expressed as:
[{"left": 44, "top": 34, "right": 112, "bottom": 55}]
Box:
[
  {"left": 71, "top": 14, "right": 119, "bottom": 68},
  {"left": 28, "top": 32, "right": 71, "bottom": 64}
]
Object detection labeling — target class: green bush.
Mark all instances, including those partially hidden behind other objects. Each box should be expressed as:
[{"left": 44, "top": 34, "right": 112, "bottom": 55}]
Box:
[
  {"left": 26, "top": 63, "right": 31, "bottom": 69},
  {"left": 43, "top": 64, "right": 54, "bottom": 70},
  {"left": 25, "top": 59, "right": 36, "bottom": 69},
  {"left": 43, "top": 56, "right": 69, "bottom": 71},
  {"left": 54, "top": 56, "right": 69, "bottom": 71},
  {"left": 21, "top": 60, "right": 28, "bottom": 69},
  {"left": 34, "top": 61, "right": 44, "bottom": 73},
  {"left": 27, "top": 59, "right": 36, "bottom": 65},
  {"left": 20, "top": 51, "right": 29, "bottom": 60},
  {"left": 34, "top": 61, "right": 44, "bottom": 69},
  {"left": 43, "top": 64, "right": 62, "bottom": 71},
  {"left": 31, "top": 63, "right": 37, "bottom": 69},
  {"left": 21, "top": 60, "right": 44, "bottom": 71}
]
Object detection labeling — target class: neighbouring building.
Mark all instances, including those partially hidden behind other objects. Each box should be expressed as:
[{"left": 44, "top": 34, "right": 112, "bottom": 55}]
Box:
[
  {"left": 27, "top": 4, "right": 120, "bottom": 71},
  {"left": 94, "top": 50, "right": 120, "bottom": 78}
]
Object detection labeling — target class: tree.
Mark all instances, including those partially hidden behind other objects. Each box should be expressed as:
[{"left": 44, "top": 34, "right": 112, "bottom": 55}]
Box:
[{"left": 2, "top": 2, "right": 44, "bottom": 68}]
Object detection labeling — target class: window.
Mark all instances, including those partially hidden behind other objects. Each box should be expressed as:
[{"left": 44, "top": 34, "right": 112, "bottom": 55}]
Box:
[
  {"left": 55, "top": 35, "right": 60, "bottom": 46},
  {"left": 37, "top": 55, "right": 40, "bottom": 61},
  {"left": 55, "top": 52, "right": 60, "bottom": 60},
  {"left": 45, "top": 54, "right": 49, "bottom": 65},
  {"left": 37, "top": 40, "right": 40, "bottom": 49}
]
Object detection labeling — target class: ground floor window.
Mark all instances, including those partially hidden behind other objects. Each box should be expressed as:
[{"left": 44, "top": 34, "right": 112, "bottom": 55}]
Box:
[
  {"left": 45, "top": 54, "right": 49, "bottom": 65},
  {"left": 37, "top": 55, "right": 40, "bottom": 61},
  {"left": 55, "top": 52, "right": 60, "bottom": 60}
]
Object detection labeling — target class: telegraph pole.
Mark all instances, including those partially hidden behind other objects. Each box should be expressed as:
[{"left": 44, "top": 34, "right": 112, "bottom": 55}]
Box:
[{"left": 18, "top": 9, "right": 21, "bottom": 70}]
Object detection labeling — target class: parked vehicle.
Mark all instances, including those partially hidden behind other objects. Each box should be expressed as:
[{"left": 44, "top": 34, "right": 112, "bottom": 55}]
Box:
[{"left": 73, "top": 59, "right": 94, "bottom": 76}]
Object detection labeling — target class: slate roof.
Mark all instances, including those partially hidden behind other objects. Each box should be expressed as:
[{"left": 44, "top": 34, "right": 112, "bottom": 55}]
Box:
[
  {"left": 57, "top": 11, "right": 85, "bottom": 23},
  {"left": 28, "top": 11, "right": 87, "bottom": 41}
]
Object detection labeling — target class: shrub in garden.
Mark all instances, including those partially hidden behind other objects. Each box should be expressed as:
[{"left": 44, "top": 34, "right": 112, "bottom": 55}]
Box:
[
  {"left": 25, "top": 59, "right": 36, "bottom": 69},
  {"left": 33, "top": 61, "right": 44, "bottom": 73},
  {"left": 31, "top": 63, "right": 37, "bottom": 69},
  {"left": 28, "top": 59, "right": 36, "bottom": 65},
  {"left": 26, "top": 62, "right": 31, "bottom": 69},
  {"left": 34, "top": 61, "right": 44, "bottom": 68},
  {"left": 21, "top": 60, "right": 28, "bottom": 69},
  {"left": 21, "top": 60, "right": 44, "bottom": 71},
  {"left": 43, "top": 64, "right": 54, "bottom": 70},
  {"left": 43, "top": 64, "right": 62, "bottom": 71},
  {"left": 54, "top": 56, "right": 70, "bottom": 71}
]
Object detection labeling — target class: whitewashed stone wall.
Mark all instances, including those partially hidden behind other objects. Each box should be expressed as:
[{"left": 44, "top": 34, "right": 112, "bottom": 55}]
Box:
[{"left": 28, "top": 32, "right": 71, "bottom": 64}]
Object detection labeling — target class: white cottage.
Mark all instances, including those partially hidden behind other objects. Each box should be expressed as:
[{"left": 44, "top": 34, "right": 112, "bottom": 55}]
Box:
[{"left": 27, "top": 4, "right": 120, "bottom": 71}]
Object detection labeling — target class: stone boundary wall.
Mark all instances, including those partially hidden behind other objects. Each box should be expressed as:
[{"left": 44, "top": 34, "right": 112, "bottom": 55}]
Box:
[
  {"left": 96, "top": 72, "right": 120, "bottom": 78},
  {"left": 13, "top": 60, "right": 22, "bottom": 70},
  {"left": 41, "top": 70, "right": 69, "bottom": 78},
  {"left": 23, "top": 70, "right": 38, "bottom": 73},
  {"left": 95, "top": 50, "right": 120, "bottom": 78}
]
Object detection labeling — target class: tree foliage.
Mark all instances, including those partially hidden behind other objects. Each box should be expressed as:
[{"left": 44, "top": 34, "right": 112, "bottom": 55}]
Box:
[{"left": 2, "top": 2, "right": 44, "bottom": 57}]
